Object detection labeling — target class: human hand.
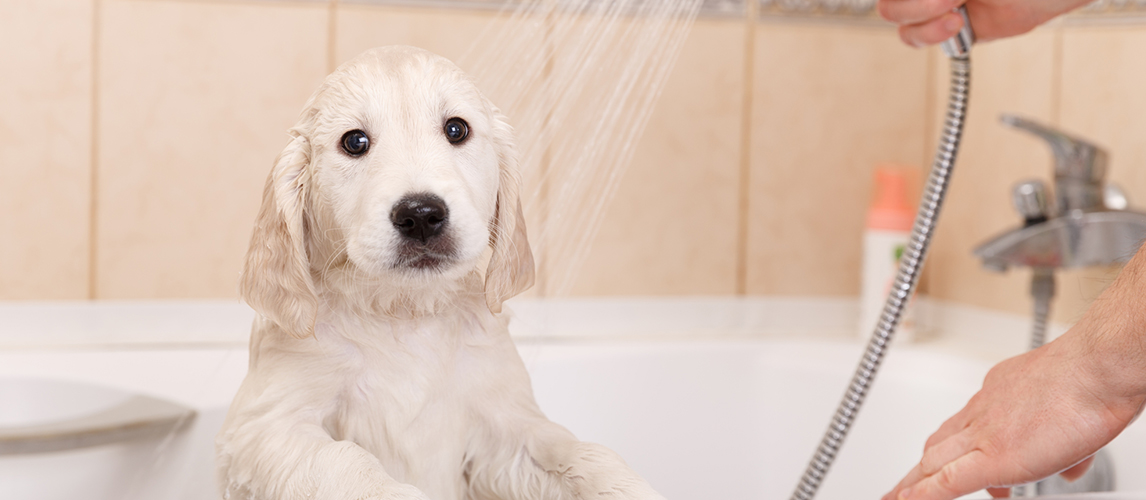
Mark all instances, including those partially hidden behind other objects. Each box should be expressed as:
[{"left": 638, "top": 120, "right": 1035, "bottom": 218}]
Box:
[
  {"left": 876, "top": 0, "right": 1092, "bottom": 47},
  {"left": 882, "top": 314, "right": 1146, "bottom": 500}
]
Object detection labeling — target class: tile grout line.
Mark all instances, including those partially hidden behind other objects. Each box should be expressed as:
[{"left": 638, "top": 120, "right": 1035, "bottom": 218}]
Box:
[
  {"left": 735, "top": 0, "right": 757, "bottom": 296},
  {"left": 89, "top": 0, "right": 103, "bottom": 301},
  {"left": 327, "top": 0, "right": 339, "bottom": 74}
]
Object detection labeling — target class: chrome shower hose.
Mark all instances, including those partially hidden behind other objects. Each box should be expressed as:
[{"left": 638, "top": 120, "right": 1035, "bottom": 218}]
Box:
[
  {"left": 1029, "top": 269, "right": 1055, "bottom": 350},
  {"left": 788, "top": 54, "right": 971, "bottom": 500}
]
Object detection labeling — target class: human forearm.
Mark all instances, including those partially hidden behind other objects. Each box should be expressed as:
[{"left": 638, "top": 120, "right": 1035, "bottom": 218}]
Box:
[{"left": 1069, "top": 242, "right": 1146, "bottom": 405}]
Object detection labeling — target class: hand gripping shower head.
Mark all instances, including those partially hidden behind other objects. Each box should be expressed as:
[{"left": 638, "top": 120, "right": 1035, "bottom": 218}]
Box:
[
  {"left": 941, "top": 6, "right": 975, "bottom": 59},
  {"left": 788, "top": 7, "right": 974, "bottom": 500}
]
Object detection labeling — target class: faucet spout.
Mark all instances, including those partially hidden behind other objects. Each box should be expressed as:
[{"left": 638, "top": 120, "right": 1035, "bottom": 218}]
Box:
[{"left": 974, "top": 210, "right": 1146, "bottom": 271}]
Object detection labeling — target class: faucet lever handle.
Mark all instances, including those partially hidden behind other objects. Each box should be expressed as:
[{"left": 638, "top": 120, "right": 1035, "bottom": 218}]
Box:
[
  {"left": 1000, "top": 114, "right": 1108, "bottom": 185},
  {"left": 1001, "top": 114, "right": 1110, "bottom": 213}
]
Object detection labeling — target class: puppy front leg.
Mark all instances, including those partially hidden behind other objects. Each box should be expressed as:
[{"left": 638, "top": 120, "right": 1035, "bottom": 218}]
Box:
[
  {"left": 474, "top": 422, "right": 665, "bottom": 500},
  {"left": 217, "top": 421, "right": 429, "bottom": 500},
  {"left": 532, "top": 437, "right": 666, "bottom": 500}
]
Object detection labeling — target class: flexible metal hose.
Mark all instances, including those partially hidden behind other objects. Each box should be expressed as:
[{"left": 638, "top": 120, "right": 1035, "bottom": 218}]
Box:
[
  {"left": 788, "top": 54, "right": 971, "bottom": 500},
  {"left": 1011, "top": 268, "right": 1055, "bottom": 497},
  {"left": 1028, "top": 268, "right": 1055, "bottom": 350}
]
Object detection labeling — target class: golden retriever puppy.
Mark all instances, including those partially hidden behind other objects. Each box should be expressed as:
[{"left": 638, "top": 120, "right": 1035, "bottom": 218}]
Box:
[{"left": 215, "top": 46, "right": 663, "bottom": 500}]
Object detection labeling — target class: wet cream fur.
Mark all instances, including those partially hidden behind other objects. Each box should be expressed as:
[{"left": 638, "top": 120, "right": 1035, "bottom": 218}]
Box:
[{"left": 215, "top": 46, "right": 663, "bottom": 500}]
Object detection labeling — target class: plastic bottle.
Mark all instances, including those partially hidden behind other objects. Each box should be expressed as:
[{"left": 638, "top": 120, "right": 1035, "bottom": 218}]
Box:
[{"left": 858, "top": 166, "right": 917, "bottom": 342}]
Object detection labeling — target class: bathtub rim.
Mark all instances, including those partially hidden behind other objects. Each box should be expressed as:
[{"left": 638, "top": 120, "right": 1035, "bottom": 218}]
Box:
[{"left": 0, "top": 296, "right": 1062, "bottom": 365}]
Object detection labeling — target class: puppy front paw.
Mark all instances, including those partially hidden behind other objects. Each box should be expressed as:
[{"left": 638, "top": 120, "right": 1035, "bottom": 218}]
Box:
[{"left": 368, "top": 483, "right": 433, "bottom": 500}]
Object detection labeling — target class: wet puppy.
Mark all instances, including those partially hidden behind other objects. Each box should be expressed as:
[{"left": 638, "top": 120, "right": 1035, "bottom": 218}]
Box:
[{"left": 215, "top": 46, "right": 663, "bottom": 500}]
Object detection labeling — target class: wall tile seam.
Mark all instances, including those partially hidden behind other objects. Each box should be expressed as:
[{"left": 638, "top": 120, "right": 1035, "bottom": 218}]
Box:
[
  {"left": 327, "top": 0, "right": 337, "bottom": 74},
  {"left": 89, "top": 0, "right": 103, "bottom": 300},
  {"left": 735, "top": 0, "right": 755, "bottom": 295}
]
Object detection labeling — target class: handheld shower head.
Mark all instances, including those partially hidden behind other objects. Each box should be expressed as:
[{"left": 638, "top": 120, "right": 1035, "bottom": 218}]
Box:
[{"left": 941, "top": 6, "right": 975, "bottom": 59}]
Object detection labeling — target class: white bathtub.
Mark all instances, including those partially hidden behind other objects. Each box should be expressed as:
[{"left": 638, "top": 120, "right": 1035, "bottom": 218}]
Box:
[{"left": 1, "top": 298, "right": 1144, "bottom": 500}]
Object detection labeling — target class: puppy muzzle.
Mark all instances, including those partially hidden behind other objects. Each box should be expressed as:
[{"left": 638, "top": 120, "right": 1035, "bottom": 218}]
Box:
[{"left": 390, "top": 193, "right": 457, "bottom": 270}]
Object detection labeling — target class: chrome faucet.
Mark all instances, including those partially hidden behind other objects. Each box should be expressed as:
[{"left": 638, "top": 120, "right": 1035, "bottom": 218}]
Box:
[
  {"left": 975, "top": 115, "right": 1146, "bottom": 272},
  {"left": 973, "top": 115, "right": 1137, "bottom": 496}
]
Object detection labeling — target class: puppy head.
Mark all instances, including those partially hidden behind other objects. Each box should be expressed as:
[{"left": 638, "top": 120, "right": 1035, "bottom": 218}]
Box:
[{"left": 241, "top": 46, "right": 534, "bottom": 338}]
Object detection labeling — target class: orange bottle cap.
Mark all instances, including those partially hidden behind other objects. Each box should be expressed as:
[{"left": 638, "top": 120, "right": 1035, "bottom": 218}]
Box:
[{"left": 867, "top": 167, "right": 915, "bottom": 231}]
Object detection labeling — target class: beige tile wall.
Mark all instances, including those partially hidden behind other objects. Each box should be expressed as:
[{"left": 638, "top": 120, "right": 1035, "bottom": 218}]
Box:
[
  {"left": 0, "top": 0, "right": 93, "bottom": 299},
  {"left": 95, "top": 0, "right": 328, "bottom": 299},
  {"left": 748, "top": 23, "right": 929, "bottom": 295},
  {"left": 336, "top": 3, "right": 499, "bottom": 68},
  {"left": 3, "top": 0, "right": 1144, "bottom": 322},
  {"left": 566, "top": 19, "right": 745, "bottom": 296}
]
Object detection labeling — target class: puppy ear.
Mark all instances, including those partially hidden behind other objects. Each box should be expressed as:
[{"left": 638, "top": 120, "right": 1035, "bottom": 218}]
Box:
[
  {"left": 240, "top": 132, "right": 318, "bottom": 338},
  {"left": 485, "top": 120, "right": 536, "bottom": 313}
]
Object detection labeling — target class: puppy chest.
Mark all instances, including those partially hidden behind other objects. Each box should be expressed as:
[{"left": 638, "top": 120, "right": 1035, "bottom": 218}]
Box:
[{"left": 331, "top": 348, "right": 482, "bottom": 457}]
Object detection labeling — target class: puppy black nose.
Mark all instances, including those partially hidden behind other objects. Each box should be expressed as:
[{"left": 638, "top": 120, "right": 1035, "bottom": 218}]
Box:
[{"left": 391, "top": 194, "right": 449, "bottom": 243}]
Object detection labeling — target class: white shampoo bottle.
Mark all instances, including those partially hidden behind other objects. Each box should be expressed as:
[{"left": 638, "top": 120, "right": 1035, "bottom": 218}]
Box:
[{"left": 858, "top": 167, "right": 916, "bottom": 342}]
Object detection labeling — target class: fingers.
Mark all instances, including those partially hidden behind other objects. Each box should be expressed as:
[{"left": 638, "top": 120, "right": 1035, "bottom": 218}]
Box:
[
  {"left": 925, "top": 410, "right": 973, "bottom": 451},
  {"left": 1059, "top": 455, "right": 1095, "bottom": 482},
  {"left": 885, "top": 420, "right": 974, "bottom": 500},
  {"left": 964, "top": 455, "right": 1093, "bottom": 500},
  {"left": 878, "top": 0, "right": 963, "bottom": 26},
  {"left": 885, "top": 431, "right": 974, "bottom": 500},
  {"left": 986, "top": 487, "right": 1011, "bottom": 498},
  {"left": 883, "top": 463, "right": 926, "bottom": 500},
  {"left": 877, "top": 0, "right": 965, "bottom": 47},
  {"left": 920, "top": 430, "right": 974, "bottom": 475},
  {"left": 900, "top": 450, "right": 993, "bottom": 500},
  {"left": 897, "top": 12, "right": 965, "bottom": 48}
]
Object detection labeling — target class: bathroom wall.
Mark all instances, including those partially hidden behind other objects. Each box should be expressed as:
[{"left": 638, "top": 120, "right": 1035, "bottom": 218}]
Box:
[
  {"left": 0, "top": 1, "right": 94, "bottom": 300},
  {"left": 2, "top": 0, "right": 1143, "bottom": 323},
  {"left": 924, "top": 18, "right": 1146, "bottom": 323}
]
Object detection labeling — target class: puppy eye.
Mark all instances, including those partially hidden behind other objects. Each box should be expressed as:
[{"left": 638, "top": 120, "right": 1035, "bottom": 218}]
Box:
[
  {"left": 443, "top": 118, "right": 469, "bottom": 145},
  {"left": 341, "top": 130, "right": 370, "bottom": 156}
]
